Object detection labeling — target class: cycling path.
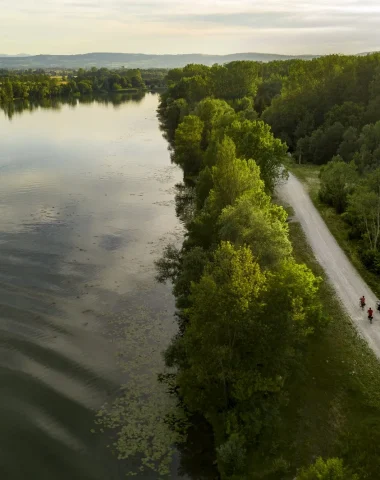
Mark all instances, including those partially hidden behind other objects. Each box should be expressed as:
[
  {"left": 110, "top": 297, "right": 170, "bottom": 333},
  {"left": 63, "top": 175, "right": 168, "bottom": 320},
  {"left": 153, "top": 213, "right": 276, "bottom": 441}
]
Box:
[{"left": 278, "top": 172, "right": 380, "bottom": 359}]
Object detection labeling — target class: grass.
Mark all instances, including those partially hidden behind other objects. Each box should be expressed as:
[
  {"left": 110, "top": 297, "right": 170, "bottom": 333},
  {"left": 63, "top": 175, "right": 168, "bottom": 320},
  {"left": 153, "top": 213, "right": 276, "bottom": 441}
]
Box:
[
  {"left": 285, "top": 158, "right": 380, "bottom": 298},
  {"left": 249, "top": 213, "right": 380, "bottom": 479}
]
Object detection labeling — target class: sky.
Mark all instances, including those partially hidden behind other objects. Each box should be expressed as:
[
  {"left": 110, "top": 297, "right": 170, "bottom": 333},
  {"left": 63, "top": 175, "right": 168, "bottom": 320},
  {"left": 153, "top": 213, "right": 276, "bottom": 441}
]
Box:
[{"left": 1, "top": 0, "right": 379, "bottom": 56}]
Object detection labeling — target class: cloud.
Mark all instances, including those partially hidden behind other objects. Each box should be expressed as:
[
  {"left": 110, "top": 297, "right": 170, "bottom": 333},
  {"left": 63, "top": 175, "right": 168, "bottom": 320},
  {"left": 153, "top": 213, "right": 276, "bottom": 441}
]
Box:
[{"left": 0, "top": 0, "right": 380, "bottom": 54}]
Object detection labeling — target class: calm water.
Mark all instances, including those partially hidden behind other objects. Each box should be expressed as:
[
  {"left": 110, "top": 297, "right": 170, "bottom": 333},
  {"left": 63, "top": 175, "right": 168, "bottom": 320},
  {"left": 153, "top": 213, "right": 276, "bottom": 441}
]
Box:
[{"left": 0, "top": 94, "right": 187, "bottom": 479}]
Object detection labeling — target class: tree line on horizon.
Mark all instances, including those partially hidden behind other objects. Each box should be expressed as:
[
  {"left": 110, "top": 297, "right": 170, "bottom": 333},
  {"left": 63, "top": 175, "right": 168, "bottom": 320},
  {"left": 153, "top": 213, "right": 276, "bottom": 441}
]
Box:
[{"left": 0, "top": 67, "right": 168, "bottom": 102}]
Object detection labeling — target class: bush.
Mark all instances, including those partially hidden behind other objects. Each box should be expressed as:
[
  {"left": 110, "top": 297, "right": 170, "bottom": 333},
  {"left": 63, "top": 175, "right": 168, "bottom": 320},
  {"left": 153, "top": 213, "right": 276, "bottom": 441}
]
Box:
[
  {"left": 217, "top": 433, "right": 247, "bottom": 478},
  {"left": 359, "top": 249, "right": 380, "bottom": 274},
  {"left": 297, "top": 457, "right": 359, "bottom": 480}
]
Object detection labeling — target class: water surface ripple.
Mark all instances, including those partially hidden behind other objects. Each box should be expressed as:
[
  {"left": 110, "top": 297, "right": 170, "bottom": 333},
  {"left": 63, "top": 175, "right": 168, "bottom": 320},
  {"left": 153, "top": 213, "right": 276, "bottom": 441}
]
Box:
[{"left": 0, "top": 94, "right": 183, "bottom": 479}]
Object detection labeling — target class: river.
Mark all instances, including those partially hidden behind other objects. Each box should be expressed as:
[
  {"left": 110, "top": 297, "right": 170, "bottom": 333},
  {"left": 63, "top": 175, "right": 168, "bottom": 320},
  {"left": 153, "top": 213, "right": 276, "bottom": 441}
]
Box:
[{"left": 0, "top": 93, "right": 194, "bottom": 479}]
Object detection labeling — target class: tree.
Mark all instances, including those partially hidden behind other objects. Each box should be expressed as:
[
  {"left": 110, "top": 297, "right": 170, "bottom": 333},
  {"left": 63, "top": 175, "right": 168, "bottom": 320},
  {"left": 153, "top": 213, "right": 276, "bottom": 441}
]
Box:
[
  {"left": 159, "top": 97, "right": 189, "bottom": 141},
  {"left": 206, "top": 137, "right": 264, "bottom": 215},
  {"left": 194, "top": 98, "right": 235, "bottom": 150},
  {"left": 319, "top": 156, "right": 358, "bottom": 213},
  {"left": 166, "top": 241, "right": 321, "bottom": 476},
  {"left": 2, "top": 79, "right": 13, "bottom": 101},
  {"left": 254, "top": 76, "right": 283, "bottom": 114},
  {"left": 338, "top": 126, "right": 359, "bottom": 162},
  {"left": 77, "top": 80, "right": 92, "bottom": 94},
  {"left": 211, "top": 61, "right": 260, "bottom": 100},
  {"left": 173, "top": 115, "right": 204, "bottom": 175},
  {"left": 221, "top": 119, "right": 288, "bottom": 191},
  {"left": 364, "top": 95, "right": 380, "bottom": 125},
  {"left": 297, "top": 457, "right": 359, "bottom": 480},
  {"left": 346, "top": 185, "right": 380, "bottom": 251},
  {"left": 195, "top": 166, "right": 213, "bottom": 210},
  {"left": 353, "top": 121, "right": 380, "bottom": 173},
  {"left": 130, "top": 69, "right": 144, "bottom": 88},
  {"left": 324, "top": 101, "right": 364, "bottom": 129},
  {"left": 167, "top": 241, "right": 266, "bottom": 411},
  {"left": 172, "top": 75, "right": 211, "bottom": 104},
  {"left": 218, "top": 190, "right": 292, "bottom": 268},
  {"left": 312, "top": 122, "right": 345, "bottom": 165}
]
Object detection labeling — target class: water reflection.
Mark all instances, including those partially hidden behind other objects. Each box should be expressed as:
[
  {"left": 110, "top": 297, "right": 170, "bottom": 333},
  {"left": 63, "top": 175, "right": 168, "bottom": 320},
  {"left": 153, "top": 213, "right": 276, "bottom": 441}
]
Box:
[
  {"left": 0, "top": 92, "right": 145, "bottom": 120},
  {"left": 0, "top": 92, "right": 219, "bottom": 480},
  {"left": 0, "top": 93, "right": 185, "bottom": 479}
]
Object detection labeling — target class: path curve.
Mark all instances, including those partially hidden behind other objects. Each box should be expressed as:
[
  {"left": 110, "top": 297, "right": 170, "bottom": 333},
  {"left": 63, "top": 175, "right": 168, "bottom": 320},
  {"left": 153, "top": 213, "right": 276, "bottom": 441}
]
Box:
[{"left": 278, "top": 173, "right": 380, "bottom": 359}]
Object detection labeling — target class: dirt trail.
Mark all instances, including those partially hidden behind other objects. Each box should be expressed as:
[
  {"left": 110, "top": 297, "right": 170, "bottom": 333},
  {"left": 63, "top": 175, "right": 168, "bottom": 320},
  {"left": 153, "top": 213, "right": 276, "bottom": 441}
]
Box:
[{"left": 278, "top": 173, "right": 380, "bottom": 359}]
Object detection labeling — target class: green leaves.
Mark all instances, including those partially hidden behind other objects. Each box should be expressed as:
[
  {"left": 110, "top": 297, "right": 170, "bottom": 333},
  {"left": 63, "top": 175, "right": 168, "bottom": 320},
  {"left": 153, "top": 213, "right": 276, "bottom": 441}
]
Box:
[
  {"left": 297, "top": 457, "right": 359, "bottom": 480},
  {"left": 319, "top": 156, "right": 358, "bottom": 213},
  {"left": 207, "top": 137, "right": 264, "bottom": 215},
  {"left": 173, "top": 115, "right": 204, "bottom": 175},
  {"left": 219, "top": 191, "right": 292, "bottom": 268},
  {"left": 221, "top": 118, "right": 288, "bottom": 191}
]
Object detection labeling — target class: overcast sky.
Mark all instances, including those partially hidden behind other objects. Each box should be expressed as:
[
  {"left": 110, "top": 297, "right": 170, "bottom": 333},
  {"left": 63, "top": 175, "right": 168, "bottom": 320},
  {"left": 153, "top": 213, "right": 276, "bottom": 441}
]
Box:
[{"left": 1, "top": 0, "right": 379, "bottom": 55}]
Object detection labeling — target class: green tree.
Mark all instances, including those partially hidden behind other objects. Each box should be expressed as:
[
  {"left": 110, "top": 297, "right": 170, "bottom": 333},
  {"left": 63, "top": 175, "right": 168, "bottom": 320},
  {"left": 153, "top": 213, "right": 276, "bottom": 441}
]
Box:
[
  {"left": 173, "top": 115, "right": 204, "bottom": 175},
  {"left": 77, "top": 80, "right": 92, "bottom": 94},
  {"left": 254, "top": 75, "right": 283, "bottom": 114},
  {"left": 364, "top": 95, "right": 380, "bottom": 125},
  {"left": 221, "top": 118, "right": 288, "bottom": 191},
  {"left": 195, "top": 166, "right": 213, "bottom": 210},
  {"left": 297, "top": 457, "right": 359, "bottom": 480},
  {"left": 218, "top": 190, "right": 292, "bottom": 268},
  {"left": 194, "top": 98, "right": 235, "bottom": 149},
  {"left": 166, "top": 242, "right": 321, "bottom": 475},
  {"left": 319, "top": 156, "right": 358, "bottom": 213},
  {"left": 211, "top": 61, "right": 260, "bottom": 100},
  {"left": 2, "top": 79, "right": 13, "bottom": 101},
  {"left": 159, "top": 97, "right": 189, "bottom": 140},
  {"left": 338, "top": 126, "right": 359, "bottom": 162},
  {"left": 353, "top": 121, "right": 380, "bottom": 173},
  {"left": 324, "top": 101, "right": 364, "bottom": 128},
  {"left": 130, "top": 69, "right": 144, "bottom": 88},
  {"left": 346, "top": 185, "right": 380, "bottom": 251},
  {"left": 207, "top": 137, "right": 264, "bottom": 215}
]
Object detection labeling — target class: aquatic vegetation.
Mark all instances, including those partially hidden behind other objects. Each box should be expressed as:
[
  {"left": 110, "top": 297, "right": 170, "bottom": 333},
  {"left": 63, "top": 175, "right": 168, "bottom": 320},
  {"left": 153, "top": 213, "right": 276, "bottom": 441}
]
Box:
[{"left": 95, "top": 304, "right": 189, "bottom": 478}]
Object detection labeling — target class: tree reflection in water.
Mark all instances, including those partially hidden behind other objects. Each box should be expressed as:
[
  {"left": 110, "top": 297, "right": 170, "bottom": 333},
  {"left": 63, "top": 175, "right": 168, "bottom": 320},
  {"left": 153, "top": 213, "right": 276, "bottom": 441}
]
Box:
[{"left": 0, "top": 92, "right": 146, "bottom": 120}]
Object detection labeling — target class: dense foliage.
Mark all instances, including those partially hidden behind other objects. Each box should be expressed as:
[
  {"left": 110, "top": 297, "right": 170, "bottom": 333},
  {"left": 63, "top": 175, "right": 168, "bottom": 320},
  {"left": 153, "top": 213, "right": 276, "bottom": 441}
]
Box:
[
  {"left": 297, "top": 457, "right": 359, "bottom": 480},
  {"left": 260, "top": 53, "right": 380, "bottom": 275},
  {"left": 158, "top": 62, "right": 289, "bottom": 191},
  {"left": 155, "top": 62, "right": 338, "bottom": 479},
  {"left": 0, "top": 67, "right": 162, "bottom": 102}
]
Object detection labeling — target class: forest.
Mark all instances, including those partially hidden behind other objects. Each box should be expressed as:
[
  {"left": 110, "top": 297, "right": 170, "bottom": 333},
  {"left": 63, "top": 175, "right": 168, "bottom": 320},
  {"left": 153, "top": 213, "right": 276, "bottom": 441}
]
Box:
[
  {"left": 156, "top": 55, "right": 380, "bottom": 480},
  {"left": 261, "top": 54, "right": 380, "bottom": 276},
  {"left": 0, "top": 67, "right": 167, "bottom": 102}
]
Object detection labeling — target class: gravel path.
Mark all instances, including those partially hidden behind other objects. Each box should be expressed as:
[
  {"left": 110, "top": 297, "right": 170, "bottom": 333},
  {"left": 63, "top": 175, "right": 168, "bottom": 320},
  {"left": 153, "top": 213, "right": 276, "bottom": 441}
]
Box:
[{"left": 278, "top": 172, "right": 380, "bottom": 359}]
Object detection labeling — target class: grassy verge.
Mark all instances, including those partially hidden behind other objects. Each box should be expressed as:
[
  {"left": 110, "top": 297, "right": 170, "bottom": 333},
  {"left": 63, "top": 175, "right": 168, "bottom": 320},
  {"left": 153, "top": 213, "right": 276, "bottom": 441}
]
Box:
[
  {"left": 285, "top": 159, "right": 380, "bottom": 298},
  {"left": 250, "top": 215, "right": 380, "bottom": 479}
]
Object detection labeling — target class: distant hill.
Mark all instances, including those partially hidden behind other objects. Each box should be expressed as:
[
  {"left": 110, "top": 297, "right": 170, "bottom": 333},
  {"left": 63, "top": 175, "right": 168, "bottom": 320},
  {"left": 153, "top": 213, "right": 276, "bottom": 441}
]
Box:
[
  {"left": 0, "top": 53, "right": 31, "bottom": 58},
  {"left": 0, "top": 52, "right": 320, "bottom": 69},
  {"left": 356, "top": 51, "right": 379, "bottom": 56}
]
